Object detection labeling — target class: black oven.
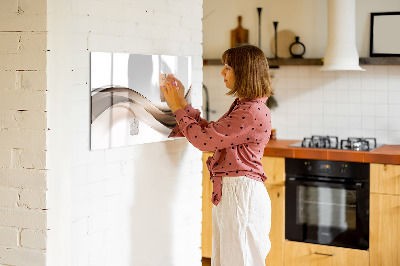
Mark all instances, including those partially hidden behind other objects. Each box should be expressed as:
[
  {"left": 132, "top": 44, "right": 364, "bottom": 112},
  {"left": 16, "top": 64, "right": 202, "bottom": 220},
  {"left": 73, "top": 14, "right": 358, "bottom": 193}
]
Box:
[{"left": 285, "top": 158, "right": 369, "bottom": 250}]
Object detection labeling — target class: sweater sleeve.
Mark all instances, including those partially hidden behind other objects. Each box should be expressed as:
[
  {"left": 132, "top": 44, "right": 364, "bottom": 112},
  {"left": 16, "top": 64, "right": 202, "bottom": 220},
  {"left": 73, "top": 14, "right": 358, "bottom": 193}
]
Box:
[
  {"left": 173, "top": 106, "right": 257, "bottom": 152},
  {"left": 168, "top": 104, "right": 210, "bottom": 137}
]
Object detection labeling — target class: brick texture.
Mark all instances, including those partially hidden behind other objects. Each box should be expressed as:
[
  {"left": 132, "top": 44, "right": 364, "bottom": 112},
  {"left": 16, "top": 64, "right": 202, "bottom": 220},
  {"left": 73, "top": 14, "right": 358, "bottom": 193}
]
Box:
[
  {"left": 46, "top": 0, "right": 204, "bottom": 265},
  {"left": 0, "top": 0, "right": 47, "bottom": 264},
  {"left": 0, "top": 227, "right": 19, "bottom": 247},
  {"left": 21, "top": 229, "right": 47, "bottom": 249}
]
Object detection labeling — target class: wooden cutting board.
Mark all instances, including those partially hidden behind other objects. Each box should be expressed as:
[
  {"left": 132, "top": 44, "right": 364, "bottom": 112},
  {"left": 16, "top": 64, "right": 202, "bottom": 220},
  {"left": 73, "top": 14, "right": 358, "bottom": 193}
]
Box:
[{"left": 231, "top": 16, "right": 249, "bottom": 48}]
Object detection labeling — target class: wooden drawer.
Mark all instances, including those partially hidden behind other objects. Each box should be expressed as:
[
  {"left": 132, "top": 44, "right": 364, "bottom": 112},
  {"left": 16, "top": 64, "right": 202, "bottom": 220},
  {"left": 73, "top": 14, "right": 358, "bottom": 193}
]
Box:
[{"left": 284, "top": 241, "right": 369, "bottom": 266}]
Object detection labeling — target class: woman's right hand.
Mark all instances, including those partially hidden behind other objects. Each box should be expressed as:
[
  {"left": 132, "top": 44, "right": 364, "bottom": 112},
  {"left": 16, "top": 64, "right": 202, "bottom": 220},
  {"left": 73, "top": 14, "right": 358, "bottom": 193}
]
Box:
[{"left": 167, "top": 75, "right": 187, "bottom": 109}]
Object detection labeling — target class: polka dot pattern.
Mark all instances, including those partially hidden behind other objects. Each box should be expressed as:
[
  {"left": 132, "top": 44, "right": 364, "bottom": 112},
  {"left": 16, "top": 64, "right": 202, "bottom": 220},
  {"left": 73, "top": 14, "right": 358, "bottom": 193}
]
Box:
[{"left": 170, "top": 97, "right": 272, "bottom": 206}]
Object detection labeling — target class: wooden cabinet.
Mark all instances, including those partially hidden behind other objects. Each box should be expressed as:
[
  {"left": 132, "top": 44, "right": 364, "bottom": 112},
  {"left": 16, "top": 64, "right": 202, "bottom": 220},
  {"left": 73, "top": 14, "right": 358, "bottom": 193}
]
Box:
[
  {"left": 370, "top": 193, "right": 400, "bottom": 266},
  {"left": 264, "top": 184, "right": 284, "bottom": 266},
  {"left": 370, "top": 163, "right": 400, "bottom": 266},
  {"left": 370, "top": 163, "right": 400, "bottom": 195},
  {"left": 284, "top": 241, "right": 369, "bottom": 266},
  {"left": 261, "top": 156, "right": 285, "bottom": 186},
  {"left": 201, "top": 154, "right": 286, "bottom": 265},
  {"left": 201, "top": 152, "right": 213, "bottom": 258},
  {"left": 262, "top": 156, "right": 285, "bottom": 266}
]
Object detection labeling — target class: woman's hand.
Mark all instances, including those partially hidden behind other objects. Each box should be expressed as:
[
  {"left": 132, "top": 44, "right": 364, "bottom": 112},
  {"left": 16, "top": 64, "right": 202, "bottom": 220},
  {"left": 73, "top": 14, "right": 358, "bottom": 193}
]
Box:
[
  {"left": 173, "top": 77, "right": 187, "bottom": 108},
  {"left": 161, "top": 76, "right": 186, "bottom": 113}
]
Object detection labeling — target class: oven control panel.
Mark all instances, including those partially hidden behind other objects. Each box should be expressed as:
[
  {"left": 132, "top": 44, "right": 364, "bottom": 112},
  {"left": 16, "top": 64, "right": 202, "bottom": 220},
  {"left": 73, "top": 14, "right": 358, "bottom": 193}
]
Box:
[{"left": 286, "top": 158, "right": 369, "bottom": 180}]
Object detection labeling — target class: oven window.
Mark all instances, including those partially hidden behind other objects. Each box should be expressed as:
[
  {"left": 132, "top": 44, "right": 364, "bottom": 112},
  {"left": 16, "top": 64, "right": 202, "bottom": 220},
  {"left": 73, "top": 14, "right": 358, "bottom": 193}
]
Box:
[{"left": 297, "top": 186, "right": 356, "bottom": 230}]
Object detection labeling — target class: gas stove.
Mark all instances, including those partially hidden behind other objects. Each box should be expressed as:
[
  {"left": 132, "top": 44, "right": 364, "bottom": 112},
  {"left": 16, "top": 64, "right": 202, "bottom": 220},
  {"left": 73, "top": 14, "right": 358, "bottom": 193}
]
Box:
[{"left": 289, "top": 135, "right": 381, "bottom": 151}]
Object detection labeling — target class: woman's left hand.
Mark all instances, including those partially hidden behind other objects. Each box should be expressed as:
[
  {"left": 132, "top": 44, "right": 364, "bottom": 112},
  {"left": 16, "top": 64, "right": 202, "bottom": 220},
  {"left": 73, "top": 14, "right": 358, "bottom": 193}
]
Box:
[{"left": 160, "top": 77, "right": 184, "bottom": 113}]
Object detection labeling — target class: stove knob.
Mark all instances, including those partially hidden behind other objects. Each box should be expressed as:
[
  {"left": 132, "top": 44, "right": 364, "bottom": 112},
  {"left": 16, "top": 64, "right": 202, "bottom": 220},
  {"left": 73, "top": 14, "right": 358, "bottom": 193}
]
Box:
[
  {"left": 305, "top": 162, "right": 312, "bottom": 171},
  {"left": 340, "top": 164, "right": 347, "bottom": 174}
]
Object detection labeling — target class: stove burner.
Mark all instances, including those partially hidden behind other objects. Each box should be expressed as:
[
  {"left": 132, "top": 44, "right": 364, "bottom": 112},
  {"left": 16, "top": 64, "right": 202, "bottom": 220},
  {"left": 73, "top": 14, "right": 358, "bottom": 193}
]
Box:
[
  {"left": 301, "top": 135, "right": 339, "bottom": 149},
  {"left": 295, "top": 136, "right": 378, "bottom": 151},
  {"left": 340, "top": 137, "right": 377, "bottom": 151}
]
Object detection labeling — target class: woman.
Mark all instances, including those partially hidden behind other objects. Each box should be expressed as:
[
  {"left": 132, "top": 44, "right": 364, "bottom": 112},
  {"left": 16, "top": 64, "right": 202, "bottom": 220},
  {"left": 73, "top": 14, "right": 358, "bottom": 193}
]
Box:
[{"left": 161, "top": 44, "right": 273, "bottom": 266}]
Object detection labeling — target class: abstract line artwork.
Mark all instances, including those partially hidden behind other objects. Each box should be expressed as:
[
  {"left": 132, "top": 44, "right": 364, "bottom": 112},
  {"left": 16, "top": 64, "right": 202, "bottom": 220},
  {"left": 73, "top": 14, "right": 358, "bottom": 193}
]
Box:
[{"left": 90, "top": 52, "right": 192, "bottom": 150}]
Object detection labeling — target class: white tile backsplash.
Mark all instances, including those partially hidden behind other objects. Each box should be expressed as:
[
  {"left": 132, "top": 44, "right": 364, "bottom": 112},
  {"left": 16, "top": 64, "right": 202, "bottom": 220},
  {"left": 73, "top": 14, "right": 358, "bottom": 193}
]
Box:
[
  {"left": 348, "top": 90, "right": 362, "bottom": 104},
  {"left": 336, "top": 90, "right": 349, "bottom": 103},
  {"left": 362, "top": 116, "right": 375, "bottom": 130},
  {"left": 204, "top": 64, "right": 400, "bottom": 145},
  {"left": 388, "top": 91, "right": 400, "bottom": 104},
  {"left": 389, "top": 105, "right": 400, "bottom": 117},
  {"left": 362, "top": 90, "right": 375, "bottom": 103},
  {"left": 388, "top": 75, "right": 400, "bottom": 91},
  {"left": 375, "top": 104, "right": 389, "bottom": 117},
  {"left": 389, "top": 117, "right": 400, "bottom": 131},
  {"left": 389, "top": 131, "right": 400, "bottom": 143},
  {"left": 374, "top": 77, "right": 388, "bottom": 91},
  {"left": 361, "top": 104, "right": 375, "bottom": 117},
  {"left": 374, "top": 65, "right": 388, "bottom": 77},
  {"left": 374, "top": 90, "right": 388, "bottom": 104}
]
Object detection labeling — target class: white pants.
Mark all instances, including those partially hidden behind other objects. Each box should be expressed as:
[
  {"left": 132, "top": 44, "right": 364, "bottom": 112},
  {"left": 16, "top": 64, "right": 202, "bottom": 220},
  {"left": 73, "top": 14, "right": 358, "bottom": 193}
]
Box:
[{"left": 212, "top": 176, "right": 271, "bottom": 266}]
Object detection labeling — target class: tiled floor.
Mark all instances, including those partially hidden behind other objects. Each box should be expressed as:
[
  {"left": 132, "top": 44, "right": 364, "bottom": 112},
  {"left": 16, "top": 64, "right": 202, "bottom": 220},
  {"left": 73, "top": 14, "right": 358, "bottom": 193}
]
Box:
[{"left": 202, "top": 257, "right": 211, "bottom": 266}]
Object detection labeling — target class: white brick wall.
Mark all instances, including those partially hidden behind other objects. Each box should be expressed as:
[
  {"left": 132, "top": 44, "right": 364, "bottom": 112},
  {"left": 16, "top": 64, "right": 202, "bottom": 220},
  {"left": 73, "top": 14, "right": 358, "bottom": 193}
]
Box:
[
  {"left": 21, "top": 229, "right": 47, "bottom": 250},
  {"left": 47, "top": 1, "right": 203, "bottom": 266},
  {"left": 0, "top": 0, "right": 48, "bottom": 265},
  {"left": 2, "top": 0, "right": 204, "bottom": 265}
]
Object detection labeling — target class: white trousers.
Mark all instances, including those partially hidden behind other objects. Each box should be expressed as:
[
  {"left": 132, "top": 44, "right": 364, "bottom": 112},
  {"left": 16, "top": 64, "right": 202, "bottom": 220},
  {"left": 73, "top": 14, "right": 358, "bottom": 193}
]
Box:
[{"left": 212, "top": 176, "right": 271, "bottom": 266}]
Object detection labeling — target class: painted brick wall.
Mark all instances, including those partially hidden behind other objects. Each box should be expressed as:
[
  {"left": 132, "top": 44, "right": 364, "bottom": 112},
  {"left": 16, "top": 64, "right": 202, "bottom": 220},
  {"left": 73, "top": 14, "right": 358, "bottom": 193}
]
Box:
[
  {"left": 46, "top": 1, "right": 203, "bottom": 266},
  {"left": 0, "top": 0, "right": 48, "bottom": 265}
]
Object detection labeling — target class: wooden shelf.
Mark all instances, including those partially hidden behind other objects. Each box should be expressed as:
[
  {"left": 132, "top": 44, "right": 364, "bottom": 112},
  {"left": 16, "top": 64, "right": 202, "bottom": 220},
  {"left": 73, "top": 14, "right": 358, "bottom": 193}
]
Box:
[
  {"left": 359, "top": 57, "right": 400, "bottom": 65},
  {"left": 203, "top": 58, "right": 323, "bottom": 67},
  {"left": 268, "top": 58, "right": 322, "bottom": 67},
  {"left": 203, "top": 57, "right": 400, "bottom": 67}
]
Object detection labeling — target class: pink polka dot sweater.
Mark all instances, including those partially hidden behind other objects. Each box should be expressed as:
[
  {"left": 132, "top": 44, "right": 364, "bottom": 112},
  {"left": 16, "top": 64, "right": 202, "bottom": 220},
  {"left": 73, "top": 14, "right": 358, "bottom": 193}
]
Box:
[{"left": 169, "top": 97, "right": 271, "bottom": 206}]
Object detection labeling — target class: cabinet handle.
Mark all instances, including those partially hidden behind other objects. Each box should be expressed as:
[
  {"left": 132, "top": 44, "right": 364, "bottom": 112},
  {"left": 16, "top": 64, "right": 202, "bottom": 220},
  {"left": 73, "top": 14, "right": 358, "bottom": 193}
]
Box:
[{"left": 314, "top": 252, "right": 335, "bottom": 257}]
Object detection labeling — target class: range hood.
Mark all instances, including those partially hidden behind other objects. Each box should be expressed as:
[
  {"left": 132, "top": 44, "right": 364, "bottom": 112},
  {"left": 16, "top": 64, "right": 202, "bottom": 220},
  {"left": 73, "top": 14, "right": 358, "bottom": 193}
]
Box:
[{"left": 320, "top": 0, "right": 365, "bottom": 71}]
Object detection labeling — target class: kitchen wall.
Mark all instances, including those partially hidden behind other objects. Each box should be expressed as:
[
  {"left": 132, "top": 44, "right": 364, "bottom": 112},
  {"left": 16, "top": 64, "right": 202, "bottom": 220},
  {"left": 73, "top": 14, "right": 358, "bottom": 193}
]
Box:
[
  {"left": 0, "top": 0, "right": 48, "bottom": 265},
  {"left": 203, "top": 0, "right": 400, "bottom": 144},
  {"left": 1, "top": 0, "right": 204, "bottom": 265},
  {"left": 46, "top": 0, "right": 203, "bottom": 265}
]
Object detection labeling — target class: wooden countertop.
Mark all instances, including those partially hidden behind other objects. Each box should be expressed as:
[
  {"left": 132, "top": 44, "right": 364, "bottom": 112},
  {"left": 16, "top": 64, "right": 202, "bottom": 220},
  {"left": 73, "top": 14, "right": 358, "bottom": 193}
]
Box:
[{"left": 263, "top": 139, "right": 400, "bottom": 165}]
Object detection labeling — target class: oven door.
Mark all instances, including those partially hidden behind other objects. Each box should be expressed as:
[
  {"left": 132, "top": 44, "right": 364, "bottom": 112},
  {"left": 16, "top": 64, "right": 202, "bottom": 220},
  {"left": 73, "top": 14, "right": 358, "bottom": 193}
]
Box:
[{"left": 285, "top": 177, "right": 369, "bottom": 250}]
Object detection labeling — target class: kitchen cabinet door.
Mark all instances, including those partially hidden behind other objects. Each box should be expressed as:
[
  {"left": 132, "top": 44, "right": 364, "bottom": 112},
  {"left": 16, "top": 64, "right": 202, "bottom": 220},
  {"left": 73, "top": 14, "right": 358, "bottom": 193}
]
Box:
[
  {"left": 264, "top": 184, "right": 284, "bottom": 266},
  {"left": 261, "top": 156, "right": 285, "bottom": 186},
  {"left": 284, "top": 241, "right": 369, "bottom": 266},
  {"left": 370, "top": 193, "right": 400, "bottom": 266},
  {"left": 370, "top": 163, "right": 400, "bottom": 195},
  {"left": 202, "top": 152, "right": 213, "bottom": 258}
]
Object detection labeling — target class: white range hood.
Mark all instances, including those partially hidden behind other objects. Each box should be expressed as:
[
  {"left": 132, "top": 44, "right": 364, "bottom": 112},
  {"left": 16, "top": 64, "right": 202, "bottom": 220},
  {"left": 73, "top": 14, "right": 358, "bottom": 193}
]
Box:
[{"left": 320, "top": 0, "right": 365, "bottom": 71}]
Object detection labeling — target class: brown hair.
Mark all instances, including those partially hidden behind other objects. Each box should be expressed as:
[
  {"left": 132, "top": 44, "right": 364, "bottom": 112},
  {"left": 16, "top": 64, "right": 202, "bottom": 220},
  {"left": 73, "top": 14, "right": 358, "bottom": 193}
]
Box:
[{"left": 221, "top": 44, "right": 273, "bottom": 99}]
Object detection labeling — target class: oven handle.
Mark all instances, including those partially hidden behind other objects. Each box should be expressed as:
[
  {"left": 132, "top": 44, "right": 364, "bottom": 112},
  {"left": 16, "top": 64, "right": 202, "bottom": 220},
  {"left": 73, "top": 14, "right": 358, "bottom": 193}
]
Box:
[{"left": 286, "top": 177, "right": 364, "bottom": 189}]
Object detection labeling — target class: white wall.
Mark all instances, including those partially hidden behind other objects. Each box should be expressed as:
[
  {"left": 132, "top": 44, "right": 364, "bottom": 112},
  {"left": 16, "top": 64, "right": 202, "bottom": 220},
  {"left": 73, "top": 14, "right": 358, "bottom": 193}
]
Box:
[
  {"left": 0, "top": 0, "right": 48, "bottom": 265},
  {"left": 203, "top": 0, "right": 400, "bottom": 145},
  {"left": 46, "top": 0, "right": 203, "bottom": 266}
]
